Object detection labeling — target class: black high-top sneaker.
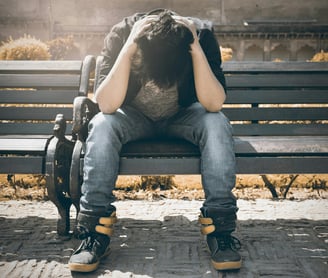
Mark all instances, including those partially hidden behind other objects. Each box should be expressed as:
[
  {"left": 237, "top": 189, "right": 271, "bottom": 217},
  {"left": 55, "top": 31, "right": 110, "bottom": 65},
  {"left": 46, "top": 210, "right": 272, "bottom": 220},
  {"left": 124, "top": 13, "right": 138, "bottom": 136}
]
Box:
[
  {"left": 68, "top": 211, "right": 117, "bottom": 272},
  {"left": 206, "top": 233, "right": 241, "bottom": 270},
  {"left": 199, "top": 208, "right": 241, "bottom": 271}
]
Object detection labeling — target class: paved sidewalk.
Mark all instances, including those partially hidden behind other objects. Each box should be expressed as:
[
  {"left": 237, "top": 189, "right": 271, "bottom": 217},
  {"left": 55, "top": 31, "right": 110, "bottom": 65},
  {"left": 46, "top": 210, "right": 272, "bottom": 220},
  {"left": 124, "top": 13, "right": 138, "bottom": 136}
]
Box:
[{"left": 0, "top": 199, "right": 327, "bottom": 277}]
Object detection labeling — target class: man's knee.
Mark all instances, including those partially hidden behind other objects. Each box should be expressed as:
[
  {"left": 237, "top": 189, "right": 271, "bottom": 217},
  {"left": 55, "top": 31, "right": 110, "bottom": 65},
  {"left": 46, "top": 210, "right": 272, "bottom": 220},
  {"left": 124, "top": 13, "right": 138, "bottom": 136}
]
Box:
[
  {"left": 201, "top": 112, "right": 232, "bottom": 134},
  {"left": 89, "top": 112, "right": 122, "bottom": 133}
]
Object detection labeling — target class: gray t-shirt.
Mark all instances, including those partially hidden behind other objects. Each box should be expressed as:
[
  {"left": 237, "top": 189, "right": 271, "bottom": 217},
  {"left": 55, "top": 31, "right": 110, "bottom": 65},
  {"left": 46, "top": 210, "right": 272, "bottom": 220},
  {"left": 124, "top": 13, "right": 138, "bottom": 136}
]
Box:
[{"left": 131, "top": 80, "right": 180, "bottom": 121}]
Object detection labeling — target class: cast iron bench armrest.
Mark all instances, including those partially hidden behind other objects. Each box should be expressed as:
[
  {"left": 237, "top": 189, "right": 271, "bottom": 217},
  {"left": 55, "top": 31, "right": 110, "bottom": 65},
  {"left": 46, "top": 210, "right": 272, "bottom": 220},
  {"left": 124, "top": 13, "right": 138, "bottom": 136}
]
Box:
[{"left": 72, "top": 96, "right": 100, "bottom": 142}]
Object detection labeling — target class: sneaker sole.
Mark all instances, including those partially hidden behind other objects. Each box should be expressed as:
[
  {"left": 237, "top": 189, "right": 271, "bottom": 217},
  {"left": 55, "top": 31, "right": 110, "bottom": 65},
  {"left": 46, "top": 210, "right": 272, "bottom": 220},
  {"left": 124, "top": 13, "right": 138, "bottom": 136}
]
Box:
[
  {"left": 69, "top": 261, "right": 100, "bottom": 273},
  {"left": 68, "top": 248, "right": 111, "bottom": 273},
  {"left": 212, "top": 259, "right": 242, "bottom": 271}
]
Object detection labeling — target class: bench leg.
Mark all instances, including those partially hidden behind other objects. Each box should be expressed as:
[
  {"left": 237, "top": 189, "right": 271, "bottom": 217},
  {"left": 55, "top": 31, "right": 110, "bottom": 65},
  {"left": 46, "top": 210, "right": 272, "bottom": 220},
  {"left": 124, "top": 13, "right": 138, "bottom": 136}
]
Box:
[
  {"left": 70, "top": 140, "right": 84, "bottom": 216},
  {"left": 46, "top": 136, "right": 74, "bottom": 236}
]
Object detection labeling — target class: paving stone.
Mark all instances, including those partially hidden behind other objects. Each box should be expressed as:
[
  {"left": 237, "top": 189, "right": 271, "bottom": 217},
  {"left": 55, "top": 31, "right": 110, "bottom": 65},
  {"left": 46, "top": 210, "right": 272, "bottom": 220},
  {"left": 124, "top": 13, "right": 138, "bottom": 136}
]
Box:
[{"left": 0, "top": 200, "right": 327, "bottom": 277}]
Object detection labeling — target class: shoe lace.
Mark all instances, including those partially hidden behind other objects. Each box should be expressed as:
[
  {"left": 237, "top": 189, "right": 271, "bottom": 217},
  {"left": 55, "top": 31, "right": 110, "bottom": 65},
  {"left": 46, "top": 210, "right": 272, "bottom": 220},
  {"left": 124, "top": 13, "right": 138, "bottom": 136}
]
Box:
[
  {"left": 216, "top": 235, "right": 241, "bottom": 251},
  {"left": 74, "top": 225, "right": 110, "bottom": 256},
  {"left": 80, "top": 236, "right": 94, "bottom": 251},
  {"left": 74, "top": 226, "right": 97, "bottom": 252}
]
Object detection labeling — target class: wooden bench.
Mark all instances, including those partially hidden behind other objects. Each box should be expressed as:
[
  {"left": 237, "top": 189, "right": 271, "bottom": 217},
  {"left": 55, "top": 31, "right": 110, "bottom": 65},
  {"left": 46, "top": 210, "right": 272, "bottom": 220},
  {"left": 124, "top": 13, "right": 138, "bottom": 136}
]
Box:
[
  {"left": 48, "top": 57, "right": 328, "bottom": 235},
  {"left": 0, "top": 56, "right": 95, "bottom": 227}
]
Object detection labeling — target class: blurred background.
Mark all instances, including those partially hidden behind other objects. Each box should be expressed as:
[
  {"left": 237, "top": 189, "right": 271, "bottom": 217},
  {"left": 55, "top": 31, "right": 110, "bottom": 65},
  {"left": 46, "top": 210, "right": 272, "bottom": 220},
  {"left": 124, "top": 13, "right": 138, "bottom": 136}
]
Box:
[{"left": 0, "top": 0, "right": 327, "bottom": 61}]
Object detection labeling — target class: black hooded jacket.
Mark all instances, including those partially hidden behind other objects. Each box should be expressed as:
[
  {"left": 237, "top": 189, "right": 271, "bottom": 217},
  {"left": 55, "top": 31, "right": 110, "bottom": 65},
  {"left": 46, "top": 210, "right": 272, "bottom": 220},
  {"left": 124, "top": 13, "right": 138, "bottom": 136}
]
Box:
[{"left": 98, "top": 10, "right": 226, "bottom": 108}]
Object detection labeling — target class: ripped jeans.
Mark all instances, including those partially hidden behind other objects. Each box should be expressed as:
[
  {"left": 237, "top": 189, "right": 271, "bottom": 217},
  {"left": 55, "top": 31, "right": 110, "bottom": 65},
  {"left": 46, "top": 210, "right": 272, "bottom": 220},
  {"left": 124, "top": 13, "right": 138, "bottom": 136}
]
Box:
[{"left": 80, "top": 102, "right": 237, "bottom": 222}]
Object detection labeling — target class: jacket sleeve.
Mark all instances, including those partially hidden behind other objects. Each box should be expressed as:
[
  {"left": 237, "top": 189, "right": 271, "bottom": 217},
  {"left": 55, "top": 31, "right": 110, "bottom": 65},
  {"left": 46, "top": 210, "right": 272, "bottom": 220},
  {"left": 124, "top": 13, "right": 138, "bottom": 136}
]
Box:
[
  {"left": 97, "top": 20, "right": 130, "bottom": 87},
  {"left": 199, "top": 28, "right": 227, "bottom": 93},
  {"left": 97, "top": 23, "right": 123, "bottom": 87},
  {"left": 97, "top": 15, "right": 143, "bottom": 103}
]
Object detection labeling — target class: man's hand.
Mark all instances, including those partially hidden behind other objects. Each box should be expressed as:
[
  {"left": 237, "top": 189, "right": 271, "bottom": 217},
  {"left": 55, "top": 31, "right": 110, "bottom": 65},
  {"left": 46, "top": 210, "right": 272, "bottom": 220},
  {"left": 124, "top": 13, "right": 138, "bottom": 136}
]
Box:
[
  {"left": 124, "top": 15, "right": 159, "bottom": 57},
  {"left": 172, "top": 16, "right": 197, "bottom": 38},
  {"left": 173, "top": 16, "right": 226, "bottom": 112},
  {"left": 95, "top": 15, "right": 159, "bottom": 114},
  {"left": 172, "top": 16, "right": 203, "bottom": 54}
]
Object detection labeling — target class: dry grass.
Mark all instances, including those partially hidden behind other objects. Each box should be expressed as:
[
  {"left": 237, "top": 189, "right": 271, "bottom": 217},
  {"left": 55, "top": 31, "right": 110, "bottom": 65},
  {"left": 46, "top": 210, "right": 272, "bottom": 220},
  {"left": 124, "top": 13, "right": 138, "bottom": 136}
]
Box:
[
  {"left": 310, "top": 50, "right": 328, "bottom": 62},
  {"left": 0, "top": 174, "right": 327, "bottom": 202},
  {"left": 220, "top": 47, "right": 233, "bottom": 61},
  {"left": 0, "top": 35, "right": 50, "bottom": 60}
]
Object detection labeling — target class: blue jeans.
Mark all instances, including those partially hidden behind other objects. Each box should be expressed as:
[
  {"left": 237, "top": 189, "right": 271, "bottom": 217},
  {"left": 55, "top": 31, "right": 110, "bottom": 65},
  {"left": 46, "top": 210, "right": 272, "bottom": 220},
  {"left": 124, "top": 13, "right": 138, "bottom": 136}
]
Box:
[{"left": 80, "top": 102, "right": 237, "bottom": 217}]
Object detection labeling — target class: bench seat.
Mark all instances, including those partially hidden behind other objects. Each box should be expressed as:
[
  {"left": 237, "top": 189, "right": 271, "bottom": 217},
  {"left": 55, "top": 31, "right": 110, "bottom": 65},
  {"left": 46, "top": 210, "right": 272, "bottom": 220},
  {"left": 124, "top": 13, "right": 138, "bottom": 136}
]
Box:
[
  {"left": 0, "top": 136, "right": 51, "bottom": 173},
  {"left": 76, "top": 136, "right": 328, "bottom": 185},
  {"left": 120, "top": 136, "right": 328, "bottom": 157},
  {"left": 108, "top": 136, "right": 328, "bottom": 175}
]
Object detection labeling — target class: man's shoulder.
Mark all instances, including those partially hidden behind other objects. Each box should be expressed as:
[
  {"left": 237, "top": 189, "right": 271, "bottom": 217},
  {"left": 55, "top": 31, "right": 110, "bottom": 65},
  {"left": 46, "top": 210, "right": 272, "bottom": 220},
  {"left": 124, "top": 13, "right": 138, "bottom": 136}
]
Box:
[
  {"left": 189, "top": 17, "right": 213, "bottom": 31},
  {"left": 112, "top": 12, "right": 146, "bottom": 31}
]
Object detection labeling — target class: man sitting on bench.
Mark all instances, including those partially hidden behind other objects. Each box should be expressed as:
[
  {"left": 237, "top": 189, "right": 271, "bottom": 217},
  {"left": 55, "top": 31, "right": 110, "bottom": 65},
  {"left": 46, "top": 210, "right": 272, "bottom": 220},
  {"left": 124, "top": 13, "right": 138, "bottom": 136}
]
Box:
[{"left": 68, "top": 9, "right": 241, "bottom": 272}]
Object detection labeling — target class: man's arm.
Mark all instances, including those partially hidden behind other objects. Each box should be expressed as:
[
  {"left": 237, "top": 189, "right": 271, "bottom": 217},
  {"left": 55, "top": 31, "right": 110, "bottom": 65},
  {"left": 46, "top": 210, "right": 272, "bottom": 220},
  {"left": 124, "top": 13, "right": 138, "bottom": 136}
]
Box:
[
  {"left": 190, "top": 36, "right": 226, "bottom": 112},
  {"left": 174, "top": 17, "right": 226, "bottom": 112},
  {"left": 95, "top": 43, "right": 134, "bottom": 114},
  {"left": 95, "top": 16, "right": 157, "bottom": 114}
]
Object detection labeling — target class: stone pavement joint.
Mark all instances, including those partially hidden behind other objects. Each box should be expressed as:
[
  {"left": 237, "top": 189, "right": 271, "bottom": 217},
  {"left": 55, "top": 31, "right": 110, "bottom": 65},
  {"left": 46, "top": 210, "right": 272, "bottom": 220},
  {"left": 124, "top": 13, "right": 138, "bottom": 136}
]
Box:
[{"left": 0, "top": 199, "right": 327, "bottom": 277}]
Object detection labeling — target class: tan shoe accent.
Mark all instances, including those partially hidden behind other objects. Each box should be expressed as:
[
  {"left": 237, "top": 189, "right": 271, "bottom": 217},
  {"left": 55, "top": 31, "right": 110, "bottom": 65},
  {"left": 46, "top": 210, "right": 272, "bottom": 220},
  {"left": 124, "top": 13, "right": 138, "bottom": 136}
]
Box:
[
  {"left": 199, "top": 214, "right": 215, "bottom": 235},
  {"left": 211, "top": 259, "right": 242, "bottom": 271},
  {"left": 99, "top": 211, "right": 117, "bottom": 225},
  {"left": 69, "top": 261, "right": 100, "bottom": 272},
  {"left": 96, "top": 211, "right": 117, "bottom": 236}
]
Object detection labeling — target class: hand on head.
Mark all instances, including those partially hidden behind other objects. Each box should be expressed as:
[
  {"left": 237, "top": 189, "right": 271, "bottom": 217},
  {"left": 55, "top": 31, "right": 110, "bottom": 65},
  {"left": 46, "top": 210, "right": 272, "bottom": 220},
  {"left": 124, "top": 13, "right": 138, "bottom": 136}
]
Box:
[
  {"left": 130, "top": 15, "right": 159, "bottom": 41},
  {"left": 125, "top": 12, "right": 198, "bottom": 61},
  {"left": 125, "top": 15, "right": 159, "bottom": 57},
  {"left": 172, "top": 16, "right": 198, "bottom": 40}
]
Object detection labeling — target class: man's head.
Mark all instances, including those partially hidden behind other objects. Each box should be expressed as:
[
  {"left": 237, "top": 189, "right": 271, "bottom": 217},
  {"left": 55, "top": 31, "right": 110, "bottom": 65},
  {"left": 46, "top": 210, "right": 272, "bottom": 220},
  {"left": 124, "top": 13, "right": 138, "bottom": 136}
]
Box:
[{"left": 133, "top": 10, "right": 194, "bottom": 88}]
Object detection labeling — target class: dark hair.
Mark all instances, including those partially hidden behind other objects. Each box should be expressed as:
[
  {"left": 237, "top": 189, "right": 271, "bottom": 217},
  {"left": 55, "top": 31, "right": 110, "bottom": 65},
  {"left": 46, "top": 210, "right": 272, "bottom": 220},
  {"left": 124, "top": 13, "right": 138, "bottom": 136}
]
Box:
[{"left": 134, "top": 11, "right": 194, "bottom": 88}]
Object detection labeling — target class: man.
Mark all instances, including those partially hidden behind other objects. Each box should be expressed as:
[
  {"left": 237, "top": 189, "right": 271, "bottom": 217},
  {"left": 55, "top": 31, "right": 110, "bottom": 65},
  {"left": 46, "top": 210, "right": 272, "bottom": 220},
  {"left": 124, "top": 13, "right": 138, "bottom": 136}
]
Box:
[{"left": 68, "top": 9, "right": 241, "bottom": 272}]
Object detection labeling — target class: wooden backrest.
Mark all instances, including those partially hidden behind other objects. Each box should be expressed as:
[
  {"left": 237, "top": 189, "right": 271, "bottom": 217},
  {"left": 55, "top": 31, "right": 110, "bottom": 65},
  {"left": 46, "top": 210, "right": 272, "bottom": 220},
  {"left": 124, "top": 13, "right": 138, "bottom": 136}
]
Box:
[
  {"left": 0, "top": 56, "right": 95, "bottom": 135},
  {"left": 222, "top": 62, "right": 328, "bottom": 136},
  {"left": 93, "top": 57, "right": 328, "bottom": 137}
]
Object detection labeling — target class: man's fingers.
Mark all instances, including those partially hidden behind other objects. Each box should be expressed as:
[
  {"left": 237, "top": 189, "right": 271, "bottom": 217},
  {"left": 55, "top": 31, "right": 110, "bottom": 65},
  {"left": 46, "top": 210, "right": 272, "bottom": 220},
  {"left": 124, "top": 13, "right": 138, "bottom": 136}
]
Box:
[
  {"left": 173, "top": 16, "right": 192, "bottom": 26},
  {"left": 137, "top": 23, "right": 153, "bottom": 38},
  {"left": 173, "top": 16, "right": 197, "bottom": 39}
]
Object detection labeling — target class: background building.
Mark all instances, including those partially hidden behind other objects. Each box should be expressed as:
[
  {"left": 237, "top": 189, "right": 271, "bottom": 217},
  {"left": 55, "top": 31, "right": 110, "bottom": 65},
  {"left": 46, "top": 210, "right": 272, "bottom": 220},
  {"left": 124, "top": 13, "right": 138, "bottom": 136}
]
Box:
[{"left": 0, "top": 0, "right": 327, "bottom": 60}]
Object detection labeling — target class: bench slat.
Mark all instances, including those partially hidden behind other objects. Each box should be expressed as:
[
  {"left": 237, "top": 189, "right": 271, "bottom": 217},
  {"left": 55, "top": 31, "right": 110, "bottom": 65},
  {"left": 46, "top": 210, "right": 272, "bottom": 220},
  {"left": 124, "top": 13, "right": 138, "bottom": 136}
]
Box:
[
  {"left": 116, "top": 156, "right": 328, "bottom": 175},
  {"left": 0, "top": 60, "right": 82, "bottom": 72},
  {"left": 119, "top": 136, "right": 328, "bottom": 157},
  {"left": 236, "top": 157, "right": 328, "bottom": 174},
  {"left": 0, "top": 157, "right": 45, "bottom": 174},
  {"left": 225, "top": 90, "right": 328, "bottom": 104},
  {"left": 0, "top": 74, "right": 81, "bottom": 88},
  {"left": 118, "top": 157, "right": 200, "bottom": 175},
  {"left": 121, "top": 139, "right": 199, "bottom": 157},
  {"left": 234, "top": 136, "right": 328, "bottom": 155},
  {"left": 0, "top": 138, "right": 50, "bottom": 154},
  {"left": 0, "top": 90, "right": 78, "bottom": 104},
  {"left": 0, "top": 123, "right": 73, "bottom": 135},
  {"left": 232, "top": 124, "right": 328, "bottom": 136},
  {"left": 226, "top": 74, "right": 328, "bottom": 88},
  {"left": 222, "top": 61, "right": 328, "bottom": 73},
  {"left": 223, "top": 107, "right": 328, "bottom": 121},
  {"left": 0, "top": 107, "right": 73, "bottom": 121}
]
